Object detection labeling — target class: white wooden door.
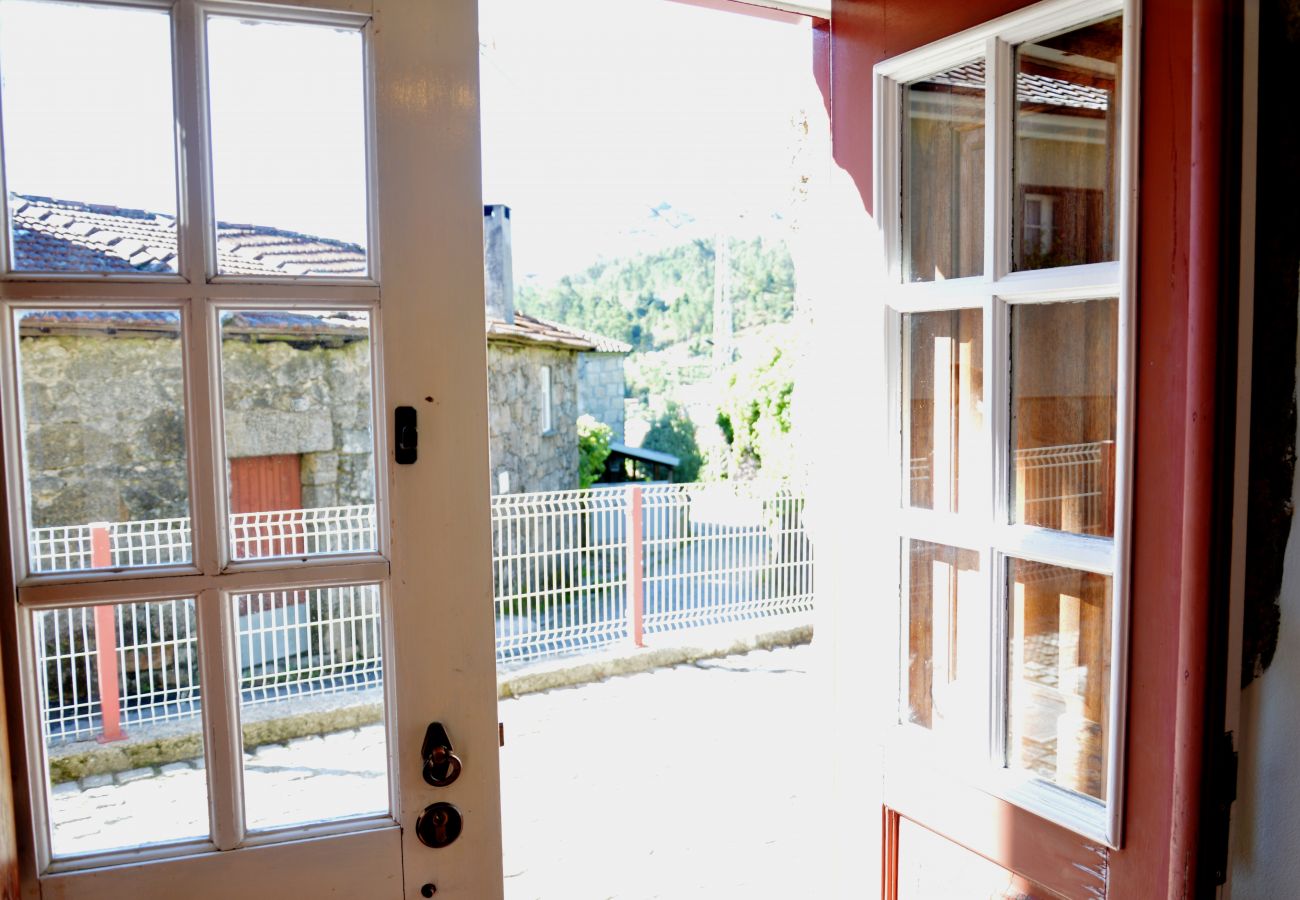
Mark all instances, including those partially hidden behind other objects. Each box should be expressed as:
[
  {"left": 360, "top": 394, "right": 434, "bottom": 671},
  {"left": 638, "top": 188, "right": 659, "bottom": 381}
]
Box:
[{"left": 0, "top": 1, "right": 502, "bottom": 897}]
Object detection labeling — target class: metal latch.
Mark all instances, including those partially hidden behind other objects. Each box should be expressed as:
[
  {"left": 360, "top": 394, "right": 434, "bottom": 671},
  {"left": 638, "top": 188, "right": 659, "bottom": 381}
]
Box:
[
  {"left": 395, "top": 406, "right": 418, "bottom": 464},
  {"left": 421, "top": 722, "right": 463, "bottom": 787}
]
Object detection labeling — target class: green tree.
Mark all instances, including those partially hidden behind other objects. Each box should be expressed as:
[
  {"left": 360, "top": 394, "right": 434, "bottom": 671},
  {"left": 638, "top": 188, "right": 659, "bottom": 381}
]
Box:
[
  {"left": 577, "top": 415, "right": 613, "bottom": 488},
  {"left": 714, "top": 343, "right": 795, "bottom": 481},
  {"left": 642, "top": 403, "right": 703, "bottom": 483},
  {"left": 515, "top": 236, "right": 795, "bottom": 353}
]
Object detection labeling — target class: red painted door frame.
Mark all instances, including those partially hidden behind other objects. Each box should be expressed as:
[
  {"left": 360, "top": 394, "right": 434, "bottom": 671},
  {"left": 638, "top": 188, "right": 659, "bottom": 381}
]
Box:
[{"left": 825, "top": 0, "right": 1232, "bottom": 895}]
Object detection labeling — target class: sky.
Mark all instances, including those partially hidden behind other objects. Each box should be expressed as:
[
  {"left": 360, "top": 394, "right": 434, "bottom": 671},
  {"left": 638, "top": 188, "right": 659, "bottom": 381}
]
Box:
[
  {"left": 0, "top": 0, "right": 820, "bottom": 277},
  {"left": 479, "top": 0, "right": 820, "bottom": 281}
]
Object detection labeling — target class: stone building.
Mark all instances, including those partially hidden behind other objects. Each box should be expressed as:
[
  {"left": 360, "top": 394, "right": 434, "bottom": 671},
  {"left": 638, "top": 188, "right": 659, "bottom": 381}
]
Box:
[
  {"left": 16, "top": 309, "right": 376, "bottom": 530},
  {"left": 11, "top": 198, "right": 629, "bottom": 531},
  {"left": 481, "top": 205, "right": 629, "bottom": 494}
]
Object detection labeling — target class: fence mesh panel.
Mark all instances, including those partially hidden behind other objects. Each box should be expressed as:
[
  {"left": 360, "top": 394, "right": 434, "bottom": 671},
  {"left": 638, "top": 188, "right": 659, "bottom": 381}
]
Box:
[{"left": 33, "top": 484, "right": 816, "bottom": 741}]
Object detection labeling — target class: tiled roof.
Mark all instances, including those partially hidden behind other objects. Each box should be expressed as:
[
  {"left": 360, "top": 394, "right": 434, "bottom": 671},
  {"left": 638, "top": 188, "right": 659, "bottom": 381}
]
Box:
[
  {"left": 532, "top": 317, "right": 632, "bottom": 353},
  {"left": 15, "top": 309, "right": 368, "bottom": 342},
  {"left": 10, "top": 194, "right": 367, "bottom": 277},
  {"left": 487, "top": 312, "right": 600, "bottom": 351},
  {"left": 922, "top": 60, "right": 1111, "bottom": 113},
  {"left": 10, "top": 194, "right": 626, "bottom": 353}
]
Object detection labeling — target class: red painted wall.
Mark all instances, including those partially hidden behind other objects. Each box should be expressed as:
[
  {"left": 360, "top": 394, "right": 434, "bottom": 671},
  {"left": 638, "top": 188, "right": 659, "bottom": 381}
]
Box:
[{"left": 827, "top": 0, "right": 1218, "bottom": 894}]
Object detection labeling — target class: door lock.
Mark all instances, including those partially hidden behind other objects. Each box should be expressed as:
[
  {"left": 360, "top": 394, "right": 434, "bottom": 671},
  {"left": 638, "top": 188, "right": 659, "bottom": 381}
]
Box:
[
  {"left": 421, "top": 722, "right": 463, "bottom": 787},
  {"left": 416, "top": 802, "right": 463, "bottom": 849}
]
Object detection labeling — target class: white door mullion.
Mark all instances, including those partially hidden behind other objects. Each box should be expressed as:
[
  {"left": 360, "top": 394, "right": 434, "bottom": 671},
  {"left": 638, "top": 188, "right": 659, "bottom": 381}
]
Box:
[
  {"left": 197, "top": 586, "right": 244, "bottom": 851},
  {"left": 16, "top": 560, "right": 391, "bottom": 609},
  {"left": 174, "top": 0, "right": 225, "bottom": 579},
  {"left": 173, "top": 0, "right": 205, "bottom": 288},
  {"left": 987, "top": 547, "right": 1007, "bottom": 769},
  {"left": 984, "top": 35, "right": 1005, "bottom": 281}
]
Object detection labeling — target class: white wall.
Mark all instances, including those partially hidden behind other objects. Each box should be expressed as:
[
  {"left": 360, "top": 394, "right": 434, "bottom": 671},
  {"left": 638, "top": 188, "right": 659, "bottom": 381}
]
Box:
[{"left": 1229, "top": 434, "right": 1300, "bottom": 896}]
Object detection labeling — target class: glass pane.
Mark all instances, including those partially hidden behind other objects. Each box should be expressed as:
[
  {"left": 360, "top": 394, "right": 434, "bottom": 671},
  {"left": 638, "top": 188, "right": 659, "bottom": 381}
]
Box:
[
  {"left": 237, "top": 585, "right": 387, "bottom": 831},
  {"left": 905, "top": 541, "right": 981, "bottom": 734},
  {"left": 0, "top": 0, "right": 179, "bottom": 274},
  {"left": 1010, "top": 299, "right": 1117, "bottom": 537},
  {"left": 1007, "top": 559, "right": 1111, "bottom": 801},
  {"left": 1013, "top": 15, "right": 1123, "bottom": 271},
  {"left": 37, "top": 599, "right": 206, "bottom": 857},
  {"left": 206, "top": 15, "right": 370, "bottom": 277},
  {"left": 220, "top": 309, "right": 377, "bottom": 561},
  {"left": 904, "top": 309, "right": 983, "bottom": 512},
  {"left": 16, "top": 309, "right": 192, "bottom": 574},
  {"left": 904, "top": 61, "right": 985, "bottom": 282}
]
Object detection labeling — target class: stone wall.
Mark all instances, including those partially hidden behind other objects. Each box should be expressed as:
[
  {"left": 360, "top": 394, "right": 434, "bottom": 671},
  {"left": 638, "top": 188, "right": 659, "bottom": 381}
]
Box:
[
  {"left": 21, "top": 328, "right": 581, "bottom": 528},
  {"left": 577, "top": 352, "right": 627, "bottom": 442},
  {"left": 20, "top": 333, "right": 190, "bottom": 528},
  {"left": 486, "top": 341, "right": 578, "bottom": 494},
  {"left": 19, "top": 332, "right": 375, "bottom": 529},
  {"left": 221, "top": 337, "right": 374, "bottom": 508}
]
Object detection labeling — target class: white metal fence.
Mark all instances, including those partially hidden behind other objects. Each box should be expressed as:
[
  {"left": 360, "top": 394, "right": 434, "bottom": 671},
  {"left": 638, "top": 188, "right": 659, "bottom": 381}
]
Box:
[
  {"left": 28, "top": 505, "right": 376, "bottom": 574},
  {"left": 910, "top": 440, "right": 1114, "bottom": 534},
  {"left": 32, "top": 484, "right": 813, "bottom": 743},
  {"left": 491, "top": 483, "right": 814, "bottom": 663}
]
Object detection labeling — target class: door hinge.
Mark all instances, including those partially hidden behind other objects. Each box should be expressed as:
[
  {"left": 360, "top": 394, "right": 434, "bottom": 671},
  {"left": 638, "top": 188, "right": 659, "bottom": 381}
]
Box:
[{"left": 1207, "top": 730, "right": 1239, "bottom": 886}]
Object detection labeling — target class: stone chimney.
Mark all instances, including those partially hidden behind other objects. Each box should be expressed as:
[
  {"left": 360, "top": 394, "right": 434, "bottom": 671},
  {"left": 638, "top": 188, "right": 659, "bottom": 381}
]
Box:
[{"left": 483, "top": 204, "right": 514, "bottom": 325}]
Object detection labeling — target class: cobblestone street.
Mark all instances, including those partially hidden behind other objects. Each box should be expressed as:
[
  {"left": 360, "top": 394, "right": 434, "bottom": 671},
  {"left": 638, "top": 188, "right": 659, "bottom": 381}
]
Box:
[{"left": 51, "top": 643, "right": 827, "bottom": 898}]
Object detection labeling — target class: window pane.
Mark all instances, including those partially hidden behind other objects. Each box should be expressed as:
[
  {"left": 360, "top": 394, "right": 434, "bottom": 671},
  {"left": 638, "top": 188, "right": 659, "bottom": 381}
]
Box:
[
  {"left": 905, "top": 541, "right": 981, "bottom": 735},
  {"left": 904, "top": 310, "right": 983, "bottom": 512},
  {"left": 206, "top": 15, "right": 370, "bottom": 277},
  {"left": 904, "top": 62, "right": 985, "bottom": 282},
  {"left": 37, "top": 599, "right": 206, "bottom": 857},
  {"left": 237, "top": 585, "right": 387, "bottom": 831},
  {"left": 1013, "top": 15, "right": 1123, "bottom": 271},
  {"left": 220, "top": 310, "right": 377, "bottom": 561},
  {"left": 16, "top": 310, "right": 192, "bottom": 574},
  {"left": 1010, "top": 299, "right": 1117, "bottom": 537},
  {"left": 0, "top": 0, "right": 179, "bottom": 274},
  {"left": 1007, "top": 560, "right": 1111, "bottom": 802}
]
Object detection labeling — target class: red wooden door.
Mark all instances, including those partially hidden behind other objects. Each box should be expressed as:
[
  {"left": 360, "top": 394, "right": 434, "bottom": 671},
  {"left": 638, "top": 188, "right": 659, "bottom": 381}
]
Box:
[
  {"left": 827, "top": 0, "right": 1231, "bottom": 895},
  {"left": 229, "top": 454, "right": 302, "bottom": 515},
  {"left": 229, "top": 454, "right": 303, "bottom": 558}
]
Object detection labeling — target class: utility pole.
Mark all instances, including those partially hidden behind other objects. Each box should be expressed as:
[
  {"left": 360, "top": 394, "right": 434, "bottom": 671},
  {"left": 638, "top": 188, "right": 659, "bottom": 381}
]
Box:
[{"left": 712, "top": 231, "right": 733, "bottom": 371}]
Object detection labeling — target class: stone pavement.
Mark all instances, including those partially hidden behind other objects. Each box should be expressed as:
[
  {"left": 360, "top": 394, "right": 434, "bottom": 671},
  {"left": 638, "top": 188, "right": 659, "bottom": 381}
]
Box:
[{"left": 50, "top": 644, "right": 829, "bottom": 898}]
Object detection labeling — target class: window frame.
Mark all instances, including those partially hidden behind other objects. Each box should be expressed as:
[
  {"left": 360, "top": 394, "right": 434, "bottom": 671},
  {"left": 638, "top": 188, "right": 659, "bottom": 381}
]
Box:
[
  {"left": 540, "top": 363, "right": 553, "bottom": 435},
  {"left": 0, "top": 0, "right": 381, "bottom": 287},
  {"left": 0, "top": 0, "right": 399, "bottom": 875},
  {"left": 874, "top": 0, "right": 1139, "bottom": 847}
]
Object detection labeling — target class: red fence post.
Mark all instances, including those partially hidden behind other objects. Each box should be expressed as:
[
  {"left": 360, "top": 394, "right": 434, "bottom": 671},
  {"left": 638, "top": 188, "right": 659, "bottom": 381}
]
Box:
[
  {"left": 626, "top": 486, "right": 645, "bottom": 648},
  {"left": 90, "top": 524, "right": 125, "bottom": 743}
]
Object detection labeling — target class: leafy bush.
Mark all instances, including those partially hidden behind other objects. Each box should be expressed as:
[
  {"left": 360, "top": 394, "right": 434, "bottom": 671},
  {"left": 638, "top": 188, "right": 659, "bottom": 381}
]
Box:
[
  {"left": 577, "top": 415, "right": 614, "bottom": 488},
  {"left": 642, "top": 403, "right": 703, "bottom": 483},
  {"left": 714, "top": 343, "right": 795, "bottom": 481}
]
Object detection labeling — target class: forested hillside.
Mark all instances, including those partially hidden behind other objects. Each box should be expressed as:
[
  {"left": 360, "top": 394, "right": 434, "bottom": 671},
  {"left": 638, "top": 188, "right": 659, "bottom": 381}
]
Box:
[{"left": 515, "top": 236, "right": 795, "bottom": 352}]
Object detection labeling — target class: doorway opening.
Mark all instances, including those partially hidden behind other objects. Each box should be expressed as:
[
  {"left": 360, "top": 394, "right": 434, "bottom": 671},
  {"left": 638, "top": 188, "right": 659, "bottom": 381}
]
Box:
[{"left": 478, "top": 0, "right": 830, "bottom": 895}]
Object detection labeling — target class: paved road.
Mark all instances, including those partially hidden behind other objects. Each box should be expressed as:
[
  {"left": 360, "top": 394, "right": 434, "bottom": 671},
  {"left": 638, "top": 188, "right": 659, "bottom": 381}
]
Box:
[
  {"left": 50, "top": 644, "right": 830, "bottom": 898},
  {"left": 500, "top": 643, "right": 830, "bottom": 899}
]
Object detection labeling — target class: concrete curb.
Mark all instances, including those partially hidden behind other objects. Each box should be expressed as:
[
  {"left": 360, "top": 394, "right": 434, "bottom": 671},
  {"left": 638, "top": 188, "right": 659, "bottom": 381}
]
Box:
[
  {"left": 47, "top": 622, "right": 813, "bottom": 782},
  {"left": 497, "top": 623, "right": 814, "bottom": 699}
]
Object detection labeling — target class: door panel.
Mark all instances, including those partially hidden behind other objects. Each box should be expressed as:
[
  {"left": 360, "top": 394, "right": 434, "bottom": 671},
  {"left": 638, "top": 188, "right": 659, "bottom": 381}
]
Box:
[
  {"left": 38, "top": 827, "right": 402, "bottom": 900},
  {"left": 0, "top": 0, "right": 502, "bottom": 897},
  {"left": 827, "top": 0, "right": 1230, "bottom": 895}
]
